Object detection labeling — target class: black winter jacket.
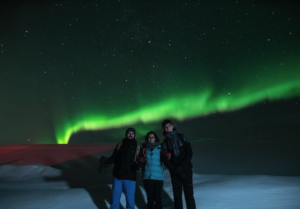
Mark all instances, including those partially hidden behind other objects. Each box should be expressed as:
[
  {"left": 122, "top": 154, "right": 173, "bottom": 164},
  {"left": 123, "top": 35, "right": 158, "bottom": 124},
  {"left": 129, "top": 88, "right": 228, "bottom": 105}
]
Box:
[
  {"left": 105, "top": 138, "right": 138, "bottom": 181},
  {"left": 161, "top": 129, "right": 193, "bottom": 172}
]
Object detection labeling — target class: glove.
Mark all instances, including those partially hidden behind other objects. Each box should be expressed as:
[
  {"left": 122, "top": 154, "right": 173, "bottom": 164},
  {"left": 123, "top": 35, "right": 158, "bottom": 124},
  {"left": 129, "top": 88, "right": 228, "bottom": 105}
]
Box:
[
  {"left": 98, "top": 155, "right": 108, "bottom": 173},
  {"left": 99, "top": 155, "right": 108, "bottom": 163},
  {"left": 98, "top": 163, "right": 107, "bottom": 173}
]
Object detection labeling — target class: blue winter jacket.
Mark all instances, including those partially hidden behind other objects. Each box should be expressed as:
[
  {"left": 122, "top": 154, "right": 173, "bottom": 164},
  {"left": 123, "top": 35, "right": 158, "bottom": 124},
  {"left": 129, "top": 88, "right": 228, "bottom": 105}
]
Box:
[{"left": 143, "top": 144, "right": 165, "bottom": 181}]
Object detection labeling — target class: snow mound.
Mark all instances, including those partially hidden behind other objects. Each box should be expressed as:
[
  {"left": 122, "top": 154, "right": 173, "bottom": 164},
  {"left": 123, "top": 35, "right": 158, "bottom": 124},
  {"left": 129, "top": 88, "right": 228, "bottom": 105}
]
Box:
[{"left": 0, "top": 164, "right": 62, "bottom": 181}]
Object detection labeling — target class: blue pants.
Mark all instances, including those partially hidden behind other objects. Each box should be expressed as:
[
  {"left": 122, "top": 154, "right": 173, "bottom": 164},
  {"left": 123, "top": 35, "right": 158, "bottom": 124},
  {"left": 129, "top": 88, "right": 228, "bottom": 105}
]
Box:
[{"left": 110, "top": 177, "right": 136, "bottom": 209}]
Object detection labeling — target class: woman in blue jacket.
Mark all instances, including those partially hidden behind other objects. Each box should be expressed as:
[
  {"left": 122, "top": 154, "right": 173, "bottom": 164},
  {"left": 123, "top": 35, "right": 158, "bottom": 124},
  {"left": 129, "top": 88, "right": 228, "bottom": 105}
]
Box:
[{"left": 138, "top": 131, "right": 165, "bottom": 209}]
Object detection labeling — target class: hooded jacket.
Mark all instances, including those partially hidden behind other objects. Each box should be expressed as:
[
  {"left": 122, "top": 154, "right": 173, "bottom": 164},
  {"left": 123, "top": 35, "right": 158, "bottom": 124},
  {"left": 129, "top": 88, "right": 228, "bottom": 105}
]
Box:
[
  {"left": 105, "top": 138, "right": 138, "bottom": 181},
  {"left": 161, "top": 128, "right": 193, "bottom": 171}
]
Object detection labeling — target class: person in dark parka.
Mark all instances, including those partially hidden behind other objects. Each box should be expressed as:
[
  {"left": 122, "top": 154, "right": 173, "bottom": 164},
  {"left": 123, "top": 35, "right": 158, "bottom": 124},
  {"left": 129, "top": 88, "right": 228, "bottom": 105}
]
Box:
[
  {"left": 99, "top": 127, "right": 139, "bottom": 209},
  {"left": 160, "top": 119, "right": 196, "bottom": 209}
]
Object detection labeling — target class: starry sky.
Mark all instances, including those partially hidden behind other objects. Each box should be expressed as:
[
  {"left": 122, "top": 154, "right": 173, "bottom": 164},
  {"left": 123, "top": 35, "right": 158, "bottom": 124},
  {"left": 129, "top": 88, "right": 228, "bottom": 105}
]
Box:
[{"left": 0, "top": 0, "right": 299, "bottom": 145}]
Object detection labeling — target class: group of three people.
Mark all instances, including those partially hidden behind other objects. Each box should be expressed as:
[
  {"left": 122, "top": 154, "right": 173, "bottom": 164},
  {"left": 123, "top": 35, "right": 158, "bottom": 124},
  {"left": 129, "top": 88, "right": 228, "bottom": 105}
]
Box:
[{"left": 99, "top": 119, "right": 196, "bottom": 209}]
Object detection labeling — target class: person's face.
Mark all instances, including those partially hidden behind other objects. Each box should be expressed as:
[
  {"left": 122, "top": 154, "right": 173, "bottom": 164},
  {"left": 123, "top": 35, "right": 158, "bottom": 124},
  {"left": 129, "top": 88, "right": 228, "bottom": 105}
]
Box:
[
  {"left": 147, "top": 133, "right": 156, "bottom": 143},
  {"left": 164, "top": 123, "right": 173, "bottom": 133},
  {"left": 126, "top": 131, "right": 135, "bottom": 140}
]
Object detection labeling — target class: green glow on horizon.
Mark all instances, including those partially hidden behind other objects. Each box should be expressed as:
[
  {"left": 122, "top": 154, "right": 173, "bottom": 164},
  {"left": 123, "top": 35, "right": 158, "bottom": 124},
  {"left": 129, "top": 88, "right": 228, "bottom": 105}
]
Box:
[{"left": 55, "top": 76, "right": 300, "bottom": 144}]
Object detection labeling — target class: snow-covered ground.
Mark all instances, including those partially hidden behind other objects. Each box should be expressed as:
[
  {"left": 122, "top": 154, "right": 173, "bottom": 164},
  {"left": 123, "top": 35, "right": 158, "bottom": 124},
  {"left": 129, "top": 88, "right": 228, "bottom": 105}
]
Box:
[{"left": 0, "top": 144, "right": 300, "bottom": 209}]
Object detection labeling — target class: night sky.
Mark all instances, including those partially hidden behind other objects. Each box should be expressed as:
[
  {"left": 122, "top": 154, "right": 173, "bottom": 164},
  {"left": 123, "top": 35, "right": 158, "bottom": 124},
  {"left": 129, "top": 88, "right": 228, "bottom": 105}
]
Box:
[{"left": 0, "top": 0, "right": 299, "bottom": 145}]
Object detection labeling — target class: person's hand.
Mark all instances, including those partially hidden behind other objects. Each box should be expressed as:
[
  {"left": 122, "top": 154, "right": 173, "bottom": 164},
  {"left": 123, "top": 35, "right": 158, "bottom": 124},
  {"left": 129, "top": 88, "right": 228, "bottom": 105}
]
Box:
[
  {"left": 135, "top": 157, "right": 145, "bottom": 172},
  {"left": 161, "top": 150, "right": 171, "bottom": 158},
  {"left": 136, "top": 157, "right": 146, "bottom": 163},
  {"left": 175, "top": 166, "right": 188, "bottom": 184},
  {"left": 99, "top": 155, "right": 108, "bottom": 163},
  {"left": 98, "top": 156, "right": 108, "bottom": 173},
  {"left": 98, "top": 162, "right": 107, "bottom": 173},
  {"left": 175, "top": 165, "right": 183, "bottom": 174}
]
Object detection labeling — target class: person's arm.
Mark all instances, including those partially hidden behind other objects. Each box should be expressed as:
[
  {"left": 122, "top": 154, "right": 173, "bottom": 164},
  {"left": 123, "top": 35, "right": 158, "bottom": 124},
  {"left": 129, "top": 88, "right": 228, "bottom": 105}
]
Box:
[
  {"left": 180, "top": 140, "right": 193, "bottom": 167},
  {"left": 136, "top": 146, "right": 146, "bottom": 162},
  {"left": 161, "top": 141, "right": 176, "bottom": 171},
  {"left": 174, "top": 135, "right": 193, "bottom": 174},
  {"left": 135, "top": 145, "right": 146, "bottom": 171},
  {"left": 98, "top": 143, "right": 120, "bottom": 173},
  {"left": 103, "top": 143, "right": 121, "bottom": 164}
]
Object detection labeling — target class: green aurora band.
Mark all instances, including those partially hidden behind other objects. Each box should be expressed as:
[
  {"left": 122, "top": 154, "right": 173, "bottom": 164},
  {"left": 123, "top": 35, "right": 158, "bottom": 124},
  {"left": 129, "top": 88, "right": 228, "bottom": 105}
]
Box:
[{"left": 55, "top": 62, "right": 300, "bottom": 144}]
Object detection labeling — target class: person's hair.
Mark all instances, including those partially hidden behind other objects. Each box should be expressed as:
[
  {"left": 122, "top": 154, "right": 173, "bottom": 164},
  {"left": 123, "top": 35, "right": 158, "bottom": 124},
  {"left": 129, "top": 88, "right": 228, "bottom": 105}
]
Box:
[
  {"left": 145, "top": 131, "right": 160, "bottom": 142},
  {"left": 162, "top": 119, "right": 173, "bottom": 128},
  {"left": 125, "top": 127, "right": 136, "bottom": 136}
]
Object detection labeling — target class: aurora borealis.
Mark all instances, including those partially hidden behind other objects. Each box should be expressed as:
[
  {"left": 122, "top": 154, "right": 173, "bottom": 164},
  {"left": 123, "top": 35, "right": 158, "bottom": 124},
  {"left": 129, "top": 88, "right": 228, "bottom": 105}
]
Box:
[{"left": 0, "top": 0, "right": 299, "bottom": 145}]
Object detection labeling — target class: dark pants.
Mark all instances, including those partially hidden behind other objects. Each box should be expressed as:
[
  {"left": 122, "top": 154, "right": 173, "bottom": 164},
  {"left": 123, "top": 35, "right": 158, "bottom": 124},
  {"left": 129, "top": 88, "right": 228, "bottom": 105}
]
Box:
[
  {"left": 170, "top": 168, "right": 196, "bottom": 209},
  {"left": 143, "top": 179, "right": 164, "bottom": 209}
]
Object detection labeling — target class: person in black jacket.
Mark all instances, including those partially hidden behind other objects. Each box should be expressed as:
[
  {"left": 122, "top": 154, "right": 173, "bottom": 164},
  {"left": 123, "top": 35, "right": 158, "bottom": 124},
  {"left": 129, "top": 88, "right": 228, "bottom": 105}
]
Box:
[
  {"left": 99, "top": 127, "right": 139, "bottom": 209},
  {"left": 160, "top": 119, "right": 196, "bottom": 209}
]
